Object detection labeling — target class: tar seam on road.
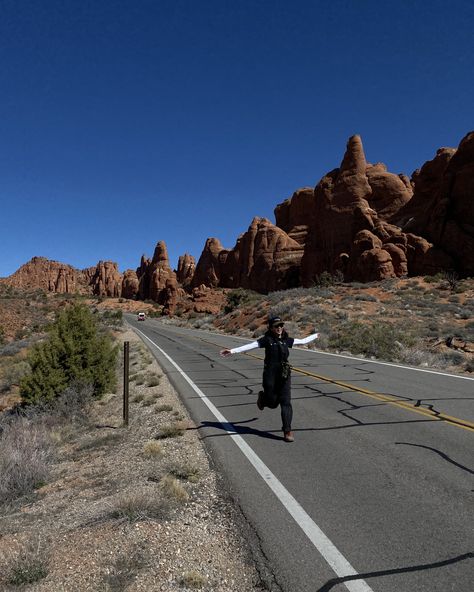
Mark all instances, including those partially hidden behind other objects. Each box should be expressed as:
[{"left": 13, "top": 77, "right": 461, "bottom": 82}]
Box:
[
  {"left": 134, "top": 326, "right": 375, "bottom": 592},
  {"left": 194, "top": 334, "right": 474, "bottom": 433}
]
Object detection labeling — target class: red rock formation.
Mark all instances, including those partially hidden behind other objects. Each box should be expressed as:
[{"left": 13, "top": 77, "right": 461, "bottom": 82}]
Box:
[
  {"left": 274, "top": 187, "right": 316, "bottom": 246},
  {"left": 5, "top": 257, "right": 126, "bottom": 297},
  {"left": 121, "top": 270, "right": 139, "bottom": 299},
  {"left": 222, "top": 217, "right": 303, "bottom": 292},
  {"left": 162, "top": 277, "right": 183, "bottom": 315},
  {"left": 394, "top": 147, "right": 456, "bottom": 229},
  {"left": 135, "top": 241, "right": 179, "bottom": 310},
  {"left": 85, "top": 261, "right": 123, "bottom": 297},
  {"left": 299, "top": 135, "right": 447, "bottom": 284},
  {"left": 176, "top": 253, "right": 196, "bottom": 288},
  {"left": 191, "top": 285, "right": 228, "bottom": 315},
  {"left": 395, "top": 131, "right": 474, "bottom": 276},
  {"left": 6, "top": 257, "right": 88, "bottom": 293},
  {"left": 192, "top": 238, "right": 228, "bottom": 289},
  {"left": 193, "top": 218, "right": 303, "bottom": 293}
]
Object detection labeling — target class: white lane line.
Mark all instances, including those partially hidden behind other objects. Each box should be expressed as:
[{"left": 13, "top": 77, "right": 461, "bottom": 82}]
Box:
[{"left": 135, "top": 327, "right": 374, "bottom": 592}]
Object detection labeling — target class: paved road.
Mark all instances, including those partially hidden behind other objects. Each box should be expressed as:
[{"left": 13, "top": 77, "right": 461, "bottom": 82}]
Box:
[{"left": 127, "top": 316, "right": 473, "bottom": 592}]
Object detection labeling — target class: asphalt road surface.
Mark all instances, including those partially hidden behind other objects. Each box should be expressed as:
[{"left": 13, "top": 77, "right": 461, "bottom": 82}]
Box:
[{"left": 126, "top": 316, "right": 473, "bottom": 592}]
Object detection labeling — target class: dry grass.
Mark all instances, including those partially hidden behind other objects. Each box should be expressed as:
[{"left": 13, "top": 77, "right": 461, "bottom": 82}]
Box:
[
  {"left": 143, "top": 440, "right": 163, "bottom": 456},
  {"left": 0, "top": 415, "right": 54, "bottom": 504},
  {"left": 159, "top": 475, "right": 189, "bottom": 502},
  {"left": 5, "top": 537, "right": 49, "bottom": 586},
  {"left": 179, "top": 570, "right": 207, "bottom": 589},
  {"left": 167, "top": 461, "right": 201, "bottom": 483},
  {"left": 108, "top": 490, "right": 170, "bottom": 522},
  {"left": 155, "top": 422, "right": 186, "bottom": 439},
  {"left": 102, "top": 549, "right": 147, "bottom": 591},
  {"left": 155, "top": 403, "right": 173, "bottom": 413}
]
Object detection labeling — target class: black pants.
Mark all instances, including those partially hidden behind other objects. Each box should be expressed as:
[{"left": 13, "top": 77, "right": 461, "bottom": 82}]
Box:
[{"left": 262, "top": 365, "right": 292, "bottom": 432}]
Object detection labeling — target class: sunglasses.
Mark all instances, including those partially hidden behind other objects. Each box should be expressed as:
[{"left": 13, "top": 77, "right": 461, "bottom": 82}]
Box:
[{"left": 273, "top": 323, "right": 284, "bottom": 328}]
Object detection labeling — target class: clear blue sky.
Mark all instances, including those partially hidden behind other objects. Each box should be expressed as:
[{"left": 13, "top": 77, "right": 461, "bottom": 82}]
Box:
[{"left": 1, "top": 0, "right": 473, "bottom": 277}]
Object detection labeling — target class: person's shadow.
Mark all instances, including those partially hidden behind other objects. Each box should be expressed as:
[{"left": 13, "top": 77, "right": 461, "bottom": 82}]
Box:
[{"left": 188, "top": 418, "right": 285, "bottom": 441}]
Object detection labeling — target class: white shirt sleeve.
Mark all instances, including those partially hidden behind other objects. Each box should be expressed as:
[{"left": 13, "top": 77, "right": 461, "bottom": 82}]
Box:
[
  {"left": 293, "top": 333, "right": 319, "bottom": 345},
  {"left": 229, "top": 341, "right": 259, "bottom": 354}
]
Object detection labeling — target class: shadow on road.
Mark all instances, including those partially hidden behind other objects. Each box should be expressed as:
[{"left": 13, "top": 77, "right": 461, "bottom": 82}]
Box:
[
  {"left": 316, "top": 552, "right": 474, "bottom": 592},
  {"left": 188, "top": 418, "right": 286, "bottom": 441}
]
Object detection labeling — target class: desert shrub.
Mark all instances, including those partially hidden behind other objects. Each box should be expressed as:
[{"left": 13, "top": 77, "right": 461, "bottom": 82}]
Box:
[
  {"left": 156, "top": 404, "right": 173, "bottom": 413},
  {"left": 397, "top": 346, "right": 439, "bottom": 368},
  {"left": 224, "top": 289, "right": 251, "bottom": 313},
  {"left": 20, "top": 304, "right": 118, "bottom": 405},
  {"left": 0, "top": 415, "right": 53, "bottom": 503},
  {"left": 423, "top": 273, "right": 444, "bottom": 283},
  {"left": 109, "top": 490, "right": 170, "bottom": 521},
  {"left": 354, "top": 294, "right": 378, "bottom": 302},
  {"left": 442, "top": 270, "right": 460, "bottom": 291},
  {"left": 101, "top": 309, "right": 123, "bottom": 327},
  {"left": 155, "top": 422, "right": 185, "bottom": 439},
  {"left": 0, "top": 360, "right": 31, "bottom": 392},
  {"left": 440, "top": 351, "right": 465, "bottom": 367},
  {"left": 179, "top": 571, "right": 206, "bottom": 589},
  {"left": 143, "top": 441, "right": 162, "bottom": 456},
  {"left": 168, "top": 462, "right": 200, "bottom": 483},
  {"left": 159, "top": 475, "right": 189, "bottom": 501},
  {"left": 312, "top": 271, "right": 343, "bottom": 288},
  {"left": 328, "top": 321, "right": 412, "bottom": 360},
  {"left": 0, "top": 338, "right": 33, "bottom": 357},
  {"left": 7, "top": 539, "right": 49, "bottom": 585},
  {"left": 44, "top": 381, "right": 94, "bottom": 424},
  {"left": 102, "top": 550, "right": 146, "bottom": 591}
]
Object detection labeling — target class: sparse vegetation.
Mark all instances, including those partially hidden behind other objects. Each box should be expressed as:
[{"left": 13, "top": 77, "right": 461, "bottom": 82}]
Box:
[
  {"left": 159, "top": 475, "right": 189, "bottom": 502},
  {"left": 102, "top": 550, "right": 146, "bottom": 591},
  {"left": 156, "top": 403, "right": 173, "bottom": 413},
  {"left": 168, "top": 462, "right": 201, "bottom": 483},
  {"left": 143, "top": 440, "right": 163, "bottom": 456},
  {"left": 155, "top": 422, "right": 185, "bottom": 439},
  {"left": 109, "top": 490, "right": 170, "bottom": 522},
  {"left": 328, "top": 321, "right": 413, "bottom": 360},
  {"left": 7, "top": 539, "right": 49, "bottom": 586},
  {"left": 179, "top": 570, "right": 207, "bottom": 589},
  {"left": 0, "top": 414, "right": 53, "bottom": 503}
]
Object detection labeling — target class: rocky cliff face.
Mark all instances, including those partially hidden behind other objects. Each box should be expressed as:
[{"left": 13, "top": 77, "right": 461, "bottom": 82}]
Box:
[
  {"left": 176, "top": 254, "right": 196, "bottom": 288},
  {"left": 5, "top": 130, "right": 473, "bottom": 306},
  {"left": 299, "top": 135, "right": 454, "bottom": 284},
  {"left": 135, "top": 241, "right": 180, "bottom": 308},
  {"left": 5, "top": 257, "right": 124, "bottom": 296},
  {"left": 83, "top": 261, "right": 123, "bottom": 297},
  {"left": 394, "top": 131, "right": 474, "bottom": 276},
  {"left": 192, "top": 218, "right": 303, "bottom": 293}
]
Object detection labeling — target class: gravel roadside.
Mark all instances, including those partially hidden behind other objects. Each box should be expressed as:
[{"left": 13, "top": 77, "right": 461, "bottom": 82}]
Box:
[{"left": 0, "top": 328, "right": 272, "bottom": 592}]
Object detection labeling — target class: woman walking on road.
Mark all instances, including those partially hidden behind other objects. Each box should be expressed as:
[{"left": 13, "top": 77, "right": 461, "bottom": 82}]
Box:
[{"left": 220, "top": 316, "right": 319, "bottom": 442}]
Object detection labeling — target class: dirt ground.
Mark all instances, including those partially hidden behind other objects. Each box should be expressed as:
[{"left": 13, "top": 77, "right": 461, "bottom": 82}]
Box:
[{"left": 0, "top": 329, "right": 268, "bottom": 592}]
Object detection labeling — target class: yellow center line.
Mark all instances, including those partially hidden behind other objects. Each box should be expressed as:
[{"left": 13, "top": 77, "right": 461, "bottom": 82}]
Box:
[
  {"left": 198, "top": 334, "right": 474, "bottom": 433},
  {"left": 290, "top": 363, "right": 474, "bottom": 433}
]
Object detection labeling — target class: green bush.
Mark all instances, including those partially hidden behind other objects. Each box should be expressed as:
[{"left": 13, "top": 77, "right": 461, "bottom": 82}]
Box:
[{"left": 20, "top": 304, "right": 118, "bottom": 404}]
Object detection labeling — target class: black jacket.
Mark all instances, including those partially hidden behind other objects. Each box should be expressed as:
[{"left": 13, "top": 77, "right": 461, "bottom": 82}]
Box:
[{"left": 257, "top": 331, "right": 295, "bottom": 367}]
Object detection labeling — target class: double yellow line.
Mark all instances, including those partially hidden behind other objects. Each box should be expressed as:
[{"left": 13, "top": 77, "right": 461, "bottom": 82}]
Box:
[
  {"left": 194, "top": 333, "right": 473, "bottom": 432},
  {"left": 212, "top": 338, "right": 474, "bottom": 433}
]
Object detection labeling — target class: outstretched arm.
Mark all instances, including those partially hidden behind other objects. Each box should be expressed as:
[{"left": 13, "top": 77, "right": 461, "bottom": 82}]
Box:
[
  {"left": 220, "top": 341, "right": 259, "bottom": 357},
  {"left": 293, "top": 332, "right": 319, "bottom": 345}
]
